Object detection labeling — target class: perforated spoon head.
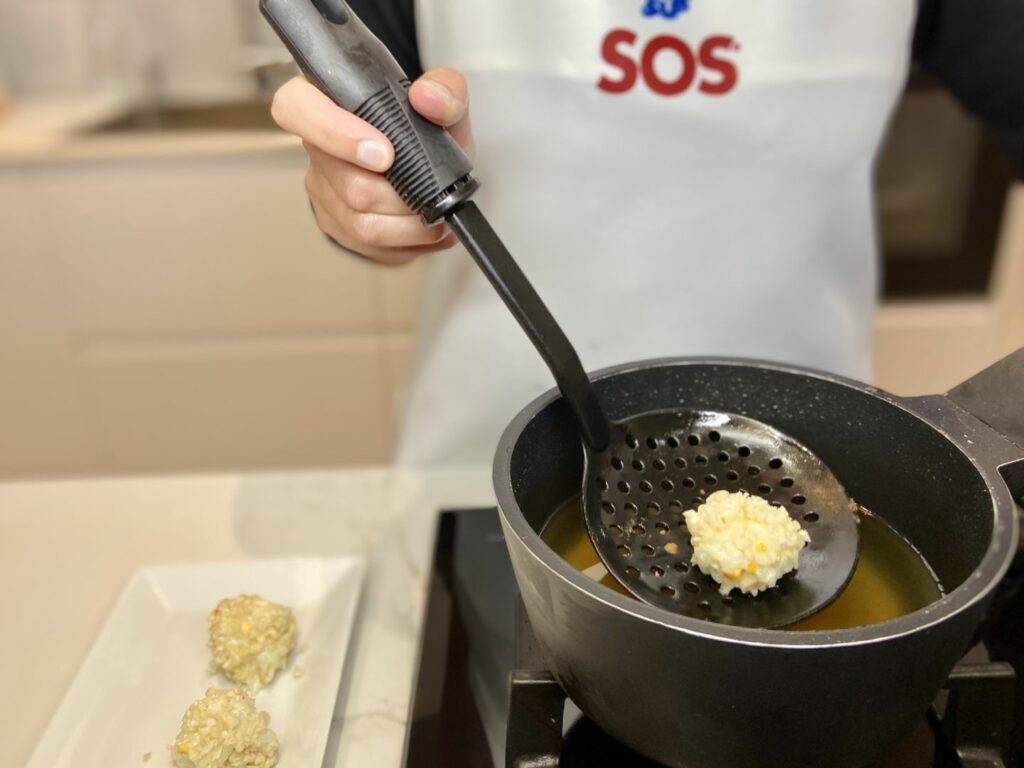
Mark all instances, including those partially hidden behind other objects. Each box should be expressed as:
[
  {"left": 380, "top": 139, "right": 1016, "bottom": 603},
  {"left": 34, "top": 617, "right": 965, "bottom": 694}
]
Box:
[{"left": 582, "top": 410, "right": 860, "bottom": 629}]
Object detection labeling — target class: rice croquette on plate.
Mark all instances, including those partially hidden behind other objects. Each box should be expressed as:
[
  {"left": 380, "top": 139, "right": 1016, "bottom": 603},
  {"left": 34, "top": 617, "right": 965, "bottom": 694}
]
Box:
[
  {"left": 172, "top": 687, "right": 278, "bottom": 768},
  {"left": 208, "top": 595, "right": 297, "bottom": 691}
]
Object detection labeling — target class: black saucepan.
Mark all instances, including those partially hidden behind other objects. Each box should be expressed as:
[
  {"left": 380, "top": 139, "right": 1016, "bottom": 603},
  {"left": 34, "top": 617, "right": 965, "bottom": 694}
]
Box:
[{"left": 494, "top": 351, "right": 1022, "bottom": 768}]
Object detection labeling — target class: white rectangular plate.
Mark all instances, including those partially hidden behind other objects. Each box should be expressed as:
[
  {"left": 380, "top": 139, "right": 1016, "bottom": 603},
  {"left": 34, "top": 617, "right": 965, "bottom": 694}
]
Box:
[{"left": 28, "top": 557, "right": 366, "bottom": 768}]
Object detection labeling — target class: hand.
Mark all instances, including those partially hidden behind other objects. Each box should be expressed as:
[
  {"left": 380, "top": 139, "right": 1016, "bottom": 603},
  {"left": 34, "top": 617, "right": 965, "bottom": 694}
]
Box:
[{"left": 271, "top": 67, "right": 474, "bottom": 265}]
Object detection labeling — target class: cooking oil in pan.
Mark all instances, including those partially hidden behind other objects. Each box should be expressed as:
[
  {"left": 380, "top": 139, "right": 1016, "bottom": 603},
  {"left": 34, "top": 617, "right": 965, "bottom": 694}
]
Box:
[{"left": 540, "top": 496, "right": 943, "bottom": 631}]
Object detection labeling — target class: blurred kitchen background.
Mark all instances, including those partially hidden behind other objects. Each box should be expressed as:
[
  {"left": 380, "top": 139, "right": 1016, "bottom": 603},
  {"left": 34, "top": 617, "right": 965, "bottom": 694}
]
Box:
[{"left": 0, "top": 1, "right": 1021, "bottom": 479}]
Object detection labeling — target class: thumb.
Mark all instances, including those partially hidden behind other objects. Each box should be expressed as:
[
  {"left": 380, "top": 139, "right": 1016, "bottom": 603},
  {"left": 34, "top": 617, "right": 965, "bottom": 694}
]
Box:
[{"left": 409, "top": 67, "right": 469, "bottom": 128}]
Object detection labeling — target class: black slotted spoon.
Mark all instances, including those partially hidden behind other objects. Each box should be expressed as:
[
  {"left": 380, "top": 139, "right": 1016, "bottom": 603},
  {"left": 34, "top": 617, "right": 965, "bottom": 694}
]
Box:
[
  {"left": 587, "top": 411, "right": 860, "bottom": 627},
  {"left": 451, "top": 203, "right": 859, "bottom": 629},
  {"left": 262, "top": 0, "right": 860, "bottom": 629}
]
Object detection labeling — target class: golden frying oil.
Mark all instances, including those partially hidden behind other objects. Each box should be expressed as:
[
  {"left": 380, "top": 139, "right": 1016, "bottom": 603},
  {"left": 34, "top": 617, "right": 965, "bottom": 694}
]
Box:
[{"left": 539, "top": 496, "right": 942, "bottom": 631}]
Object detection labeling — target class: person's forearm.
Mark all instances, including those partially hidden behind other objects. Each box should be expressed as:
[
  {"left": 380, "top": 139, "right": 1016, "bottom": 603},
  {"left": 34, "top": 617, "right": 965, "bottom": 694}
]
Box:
[{"left": 914, "top": 0, "right": 1024, "bottom": 178}]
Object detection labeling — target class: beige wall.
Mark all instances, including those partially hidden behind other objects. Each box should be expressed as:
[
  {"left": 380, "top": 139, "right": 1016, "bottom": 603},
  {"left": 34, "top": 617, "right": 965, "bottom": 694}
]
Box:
[{"left": 1, "top": 152, "right": 1021, "bottom": 479}]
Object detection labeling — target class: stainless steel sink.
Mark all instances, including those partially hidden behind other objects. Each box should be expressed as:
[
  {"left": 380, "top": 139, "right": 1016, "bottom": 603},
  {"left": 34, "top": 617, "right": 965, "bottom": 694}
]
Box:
[{"left": 87, "top": 100, "right": 278, "bottom": 133}]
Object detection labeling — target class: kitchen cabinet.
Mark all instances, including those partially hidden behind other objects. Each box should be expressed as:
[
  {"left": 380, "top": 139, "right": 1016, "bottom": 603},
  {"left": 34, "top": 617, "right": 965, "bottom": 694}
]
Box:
[
  {"left": 0, "top": 147, "right": 422, "bottom": 476},
  {"left": 0, "top": 171, "right": 94, "bottom": 475},
  {"left": 874, "top": 186, "right": 1024, "bottom": 396}
]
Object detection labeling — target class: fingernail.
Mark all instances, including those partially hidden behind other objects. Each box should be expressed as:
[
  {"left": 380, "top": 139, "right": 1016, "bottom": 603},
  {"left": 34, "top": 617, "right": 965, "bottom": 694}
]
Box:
[
  {"left": 422, "top": 79, "right": 454, "bottom": 106},
  {"left": 421, "top": 80, "right": 464, "bottom": 120},
  {"left": 356, "top": 140, "right": 390, "bottom": 171}
]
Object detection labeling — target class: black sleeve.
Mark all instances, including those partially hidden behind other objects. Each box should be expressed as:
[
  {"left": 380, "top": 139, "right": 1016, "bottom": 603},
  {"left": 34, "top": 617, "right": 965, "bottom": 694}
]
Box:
[
  {"left": 913, "top": 0, "right": 1024, "bottom": 177},
  {"left": 347, "top": 0, "right": 422, "bottom": 79}
]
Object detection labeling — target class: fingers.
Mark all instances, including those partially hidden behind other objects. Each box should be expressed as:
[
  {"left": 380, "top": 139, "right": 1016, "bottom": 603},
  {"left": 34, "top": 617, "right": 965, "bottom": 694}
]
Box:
[
  {"left": 409, "top": 67, "right": 475, "bottom": 156},
  {"left": 305, "top": 143, "right": 409, "bottom": 215},
  {"left": 272, "top": 77, "right": 395, "bottom": 172},
  {"left": 409, "top": 67, "right": 469, "bottom": 126},
  {"left": 306, "top": 167, "right": 456, "bottom": 265},
  {"left": 272, "top": 72, "right": 471, "bottom": 265}
]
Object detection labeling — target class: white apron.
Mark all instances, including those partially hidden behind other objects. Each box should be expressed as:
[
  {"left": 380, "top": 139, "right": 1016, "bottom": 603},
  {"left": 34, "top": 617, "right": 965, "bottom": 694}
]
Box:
[{"left": 397, "top": 0, "right": 917, "bottom": 466}]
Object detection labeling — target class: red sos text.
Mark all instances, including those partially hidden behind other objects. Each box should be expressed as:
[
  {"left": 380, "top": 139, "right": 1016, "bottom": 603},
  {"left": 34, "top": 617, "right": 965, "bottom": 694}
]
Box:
[{"left": 598, "top": 30, "right": 740, "bottom": 96}]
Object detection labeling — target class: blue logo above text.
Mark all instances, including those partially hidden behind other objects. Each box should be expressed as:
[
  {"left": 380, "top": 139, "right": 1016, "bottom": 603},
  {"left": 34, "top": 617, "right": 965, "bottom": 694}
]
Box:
[{"left": 642, "top": 0, "right": 690, "bottom": 19}]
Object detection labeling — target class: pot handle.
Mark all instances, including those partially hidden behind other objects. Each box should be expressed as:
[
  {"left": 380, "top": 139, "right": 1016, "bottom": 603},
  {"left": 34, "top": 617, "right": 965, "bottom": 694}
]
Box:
[
  {"left": 946, "top": 348, "right": 1024, "bottom": 450},
  {"left": 946, "top": 348, "right": 1024, "bottom": 565}
]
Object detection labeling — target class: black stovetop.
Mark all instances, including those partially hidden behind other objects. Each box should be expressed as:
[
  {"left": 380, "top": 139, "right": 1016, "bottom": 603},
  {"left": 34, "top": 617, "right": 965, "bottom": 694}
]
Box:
[{"left": 403, "top": 510, "right": 1023, "bottom": 768}]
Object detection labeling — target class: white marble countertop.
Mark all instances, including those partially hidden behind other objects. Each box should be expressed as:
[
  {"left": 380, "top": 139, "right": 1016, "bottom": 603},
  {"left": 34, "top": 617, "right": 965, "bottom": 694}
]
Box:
[{"left": 0, "top": 466, "right": 496, "bottom": 768}]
